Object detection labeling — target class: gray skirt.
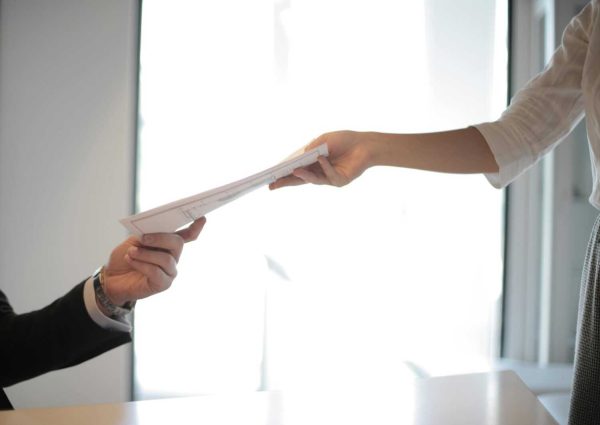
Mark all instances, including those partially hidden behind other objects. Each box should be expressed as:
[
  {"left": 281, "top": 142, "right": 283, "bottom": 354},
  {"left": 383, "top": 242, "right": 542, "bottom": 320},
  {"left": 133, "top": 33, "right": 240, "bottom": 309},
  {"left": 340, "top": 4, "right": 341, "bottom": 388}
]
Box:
[{"left": 568, "top": 214, "right": 600, "bottom": 424}]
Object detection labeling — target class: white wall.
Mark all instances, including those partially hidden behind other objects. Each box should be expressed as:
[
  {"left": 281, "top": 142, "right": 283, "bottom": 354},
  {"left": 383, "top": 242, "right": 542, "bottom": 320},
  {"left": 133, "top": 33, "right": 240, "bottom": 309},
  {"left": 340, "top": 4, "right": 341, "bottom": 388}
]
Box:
[{"left": 0, "top": 0, "right": 138, "bottom": 408}]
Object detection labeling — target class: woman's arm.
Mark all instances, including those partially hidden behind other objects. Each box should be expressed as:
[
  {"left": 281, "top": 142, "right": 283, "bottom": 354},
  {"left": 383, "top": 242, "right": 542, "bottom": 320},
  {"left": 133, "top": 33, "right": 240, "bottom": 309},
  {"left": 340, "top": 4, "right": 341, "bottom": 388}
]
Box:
[
  {"left": 369, "top": 127, "right": 498, "bottom": 173},
  {"left": 271, "top": 2, "right": 595, "bottom": 191},
  {"left": 270, "top": 127, "right": 498, "bottom": 189}
]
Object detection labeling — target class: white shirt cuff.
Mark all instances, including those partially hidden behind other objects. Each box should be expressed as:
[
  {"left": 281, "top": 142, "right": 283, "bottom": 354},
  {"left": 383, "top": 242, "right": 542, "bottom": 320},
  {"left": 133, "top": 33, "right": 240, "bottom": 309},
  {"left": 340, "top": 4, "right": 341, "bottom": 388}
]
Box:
[
  {"left": 474, "top": 122, "right": 536, "bottom": 189},
  {"left": 83, "top": 277, "right": 132, "bottom": 332}
]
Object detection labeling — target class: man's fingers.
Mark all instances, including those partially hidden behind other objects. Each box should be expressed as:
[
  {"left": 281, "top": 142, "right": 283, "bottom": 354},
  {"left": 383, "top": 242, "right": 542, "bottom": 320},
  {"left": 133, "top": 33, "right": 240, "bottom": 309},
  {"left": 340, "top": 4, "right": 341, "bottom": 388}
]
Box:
[
  {"left": 141, "top": 233, "right": 185, "bottom": 262},
  {"left": 127, "top": 246, "right": 178, "bottom": 277},
  {"left": 176, "top": 217, "right": 207, "bottom": 243},
  {"left": 136, "top": 217, "right": 205, "bottom": 264},
  {"left": 125, "top": 255, "right": 172, "bottom": 294}
]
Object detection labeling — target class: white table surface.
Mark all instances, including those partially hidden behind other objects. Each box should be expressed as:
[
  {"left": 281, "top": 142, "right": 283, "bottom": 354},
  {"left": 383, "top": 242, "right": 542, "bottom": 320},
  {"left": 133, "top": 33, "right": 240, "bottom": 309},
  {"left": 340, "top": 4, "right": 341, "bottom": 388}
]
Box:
[{"left": 0, "top": 371, "right": 558, "bottom": 425}]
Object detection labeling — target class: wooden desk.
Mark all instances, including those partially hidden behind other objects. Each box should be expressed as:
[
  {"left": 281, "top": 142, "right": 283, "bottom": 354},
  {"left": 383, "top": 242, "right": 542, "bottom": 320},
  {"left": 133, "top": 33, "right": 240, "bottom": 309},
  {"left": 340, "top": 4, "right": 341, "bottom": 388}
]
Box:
[{"left": 0, "top": 371, "right": 558, "bottom": 425}]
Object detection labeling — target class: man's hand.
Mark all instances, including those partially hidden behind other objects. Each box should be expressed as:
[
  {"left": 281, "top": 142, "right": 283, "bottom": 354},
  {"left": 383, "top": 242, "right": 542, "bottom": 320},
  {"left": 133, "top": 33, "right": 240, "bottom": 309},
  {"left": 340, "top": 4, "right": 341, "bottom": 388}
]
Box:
[
  {"left": 269, "top": 131, "right": 373, "bottom": 190},
  {"left": 101, "top": 217, "right": 206, "bottom": 307}
]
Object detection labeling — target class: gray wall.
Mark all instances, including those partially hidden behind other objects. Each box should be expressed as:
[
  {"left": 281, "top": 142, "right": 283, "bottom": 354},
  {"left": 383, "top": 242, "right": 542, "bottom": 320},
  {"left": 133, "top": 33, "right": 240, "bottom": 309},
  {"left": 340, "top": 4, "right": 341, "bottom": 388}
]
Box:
[
  {"left": 503, "top": 0, "right": 598, "bottom": 364},
  {"left": 0, "top": 0, "right": 138, "bottom": 408}
]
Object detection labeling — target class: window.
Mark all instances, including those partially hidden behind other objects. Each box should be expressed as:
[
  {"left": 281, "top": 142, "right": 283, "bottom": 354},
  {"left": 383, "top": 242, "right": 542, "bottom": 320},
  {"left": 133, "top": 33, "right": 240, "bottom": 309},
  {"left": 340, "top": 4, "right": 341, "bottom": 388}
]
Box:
[{"left": 135, "top": 0, "right": 508, "bottom": 399}]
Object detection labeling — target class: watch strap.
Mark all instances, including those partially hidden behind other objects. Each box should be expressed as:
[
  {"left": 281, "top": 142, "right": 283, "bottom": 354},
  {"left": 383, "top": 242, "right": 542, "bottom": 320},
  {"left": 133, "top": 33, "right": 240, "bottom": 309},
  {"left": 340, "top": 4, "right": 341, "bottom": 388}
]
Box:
[{"left": 92, "top": 267, "right": 135, "bottom": 318}]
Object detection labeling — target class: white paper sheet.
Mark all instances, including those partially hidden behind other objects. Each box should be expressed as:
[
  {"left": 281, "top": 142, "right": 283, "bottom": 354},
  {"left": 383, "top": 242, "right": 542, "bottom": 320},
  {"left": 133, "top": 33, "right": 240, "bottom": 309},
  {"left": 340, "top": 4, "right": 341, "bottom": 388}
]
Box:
[{"left": 120, "top": 144, "right": 329, "bottom": 235}]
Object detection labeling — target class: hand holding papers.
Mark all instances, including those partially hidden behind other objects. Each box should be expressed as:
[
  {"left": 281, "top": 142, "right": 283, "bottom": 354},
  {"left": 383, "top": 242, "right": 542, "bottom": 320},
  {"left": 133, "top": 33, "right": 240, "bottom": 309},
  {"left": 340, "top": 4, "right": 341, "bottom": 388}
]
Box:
[{"left": 120, "top": 144, "right": 329, "bottom": 236}]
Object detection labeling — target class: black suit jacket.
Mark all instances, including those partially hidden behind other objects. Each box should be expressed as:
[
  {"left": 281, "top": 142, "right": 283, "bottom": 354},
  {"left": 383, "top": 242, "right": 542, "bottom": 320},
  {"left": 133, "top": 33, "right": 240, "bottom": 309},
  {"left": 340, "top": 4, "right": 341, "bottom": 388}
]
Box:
[{"left": 0, "top": 281, "right": 131, "bottom": 409}]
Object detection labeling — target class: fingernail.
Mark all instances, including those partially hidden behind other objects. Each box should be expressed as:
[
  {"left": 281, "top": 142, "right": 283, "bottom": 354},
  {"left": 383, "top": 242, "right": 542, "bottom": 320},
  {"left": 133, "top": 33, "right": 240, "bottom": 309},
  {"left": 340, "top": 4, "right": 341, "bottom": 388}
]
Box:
[
  {"left": 129, "top": 246, "right": 138, "bottom": 255},
  {"left": 143, "top": 235, "right": 154, "bottom": 244}
]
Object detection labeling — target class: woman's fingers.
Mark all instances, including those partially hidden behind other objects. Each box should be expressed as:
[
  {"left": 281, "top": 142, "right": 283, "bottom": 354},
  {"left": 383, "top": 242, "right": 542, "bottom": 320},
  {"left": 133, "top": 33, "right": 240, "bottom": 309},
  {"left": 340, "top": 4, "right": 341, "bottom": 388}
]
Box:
[
  {"left": 317, "top": 156, "right": 347, "bottom": 186},
  {"left": 269, "top": 175, "right": 306, "bottom": 190},
  {"left": 292, "top": 168, "right": 324, "bottom": 184}
]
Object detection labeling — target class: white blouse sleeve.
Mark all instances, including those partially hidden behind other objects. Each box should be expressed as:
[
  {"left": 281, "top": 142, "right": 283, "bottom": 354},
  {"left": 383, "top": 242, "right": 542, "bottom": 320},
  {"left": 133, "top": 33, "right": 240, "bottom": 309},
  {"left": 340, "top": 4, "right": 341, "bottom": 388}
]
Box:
[{"left": 474, "top": 1, "right": 595, "bottom": 188}]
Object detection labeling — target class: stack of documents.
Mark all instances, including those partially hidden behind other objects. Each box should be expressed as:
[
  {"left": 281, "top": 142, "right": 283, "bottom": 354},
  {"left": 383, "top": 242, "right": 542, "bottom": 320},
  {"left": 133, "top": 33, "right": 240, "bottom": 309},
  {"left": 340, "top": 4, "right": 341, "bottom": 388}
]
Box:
[{"left": 120, "top": 144, "right": 329, "bottom": 235}]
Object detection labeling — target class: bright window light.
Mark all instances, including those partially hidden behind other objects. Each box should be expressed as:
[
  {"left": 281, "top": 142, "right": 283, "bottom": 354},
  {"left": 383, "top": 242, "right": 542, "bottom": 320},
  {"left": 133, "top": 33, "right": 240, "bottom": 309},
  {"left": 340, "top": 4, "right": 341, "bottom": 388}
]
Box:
[{"left": 135, "top": 0, "right": 507, "bottom": 399}]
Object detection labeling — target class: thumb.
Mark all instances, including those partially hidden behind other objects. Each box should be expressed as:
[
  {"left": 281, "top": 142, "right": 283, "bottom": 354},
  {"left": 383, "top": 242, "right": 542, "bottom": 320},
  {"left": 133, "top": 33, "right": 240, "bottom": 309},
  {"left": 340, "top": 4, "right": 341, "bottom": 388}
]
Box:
[{"left": 176, "top": 217, "right": 207, "bottom": 242}]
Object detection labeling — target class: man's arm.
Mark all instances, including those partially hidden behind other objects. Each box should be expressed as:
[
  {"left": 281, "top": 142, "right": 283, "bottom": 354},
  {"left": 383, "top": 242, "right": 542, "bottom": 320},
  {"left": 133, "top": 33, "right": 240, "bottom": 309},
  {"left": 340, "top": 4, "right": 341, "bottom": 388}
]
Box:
[
  {"left": 0, "top": 282, "right": 130, "bottom": 388},
  {"left": 0, "top": 217, "right": 206, "bottom": 388}
]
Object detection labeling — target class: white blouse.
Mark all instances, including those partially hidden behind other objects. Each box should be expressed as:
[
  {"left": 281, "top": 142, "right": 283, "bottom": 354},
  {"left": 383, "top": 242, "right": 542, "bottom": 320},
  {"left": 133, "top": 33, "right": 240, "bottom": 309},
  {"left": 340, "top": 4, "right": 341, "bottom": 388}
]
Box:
[{"left": 475, "top": 0, "right": 600, "bottom": 209}]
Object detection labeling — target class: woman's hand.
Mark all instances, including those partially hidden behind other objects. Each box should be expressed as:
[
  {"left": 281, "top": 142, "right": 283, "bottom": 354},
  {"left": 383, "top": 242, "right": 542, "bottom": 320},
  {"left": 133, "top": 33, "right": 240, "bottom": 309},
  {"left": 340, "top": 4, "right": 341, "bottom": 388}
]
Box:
[
  {"left": 101, "top": 217, "right": 207, "bottom": 307},
  {"left": 269, "top": 131, "right": 374, "bottom": 189},
  {"left": 269, "top": 127, "right": 498, "bottom": 191}
]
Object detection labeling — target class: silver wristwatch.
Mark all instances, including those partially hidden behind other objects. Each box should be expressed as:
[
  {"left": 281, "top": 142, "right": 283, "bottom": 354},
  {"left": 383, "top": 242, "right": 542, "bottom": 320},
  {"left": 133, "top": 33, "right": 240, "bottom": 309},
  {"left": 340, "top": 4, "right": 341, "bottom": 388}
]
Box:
[{"left": 92, "top": 267, "right": 135, "bottom": 317}]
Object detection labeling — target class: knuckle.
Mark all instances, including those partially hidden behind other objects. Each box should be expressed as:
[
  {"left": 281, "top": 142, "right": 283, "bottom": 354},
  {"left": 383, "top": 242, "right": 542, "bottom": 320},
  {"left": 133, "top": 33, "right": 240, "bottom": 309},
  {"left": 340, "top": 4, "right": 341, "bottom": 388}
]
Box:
[{"left": 150, "top": 267, "right": 162, "bottom": 282}]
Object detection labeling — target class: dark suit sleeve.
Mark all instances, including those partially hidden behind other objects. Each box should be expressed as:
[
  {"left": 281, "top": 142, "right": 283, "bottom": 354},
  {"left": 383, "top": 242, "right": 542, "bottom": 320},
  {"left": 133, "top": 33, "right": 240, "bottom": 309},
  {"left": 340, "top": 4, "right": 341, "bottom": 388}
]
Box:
[{"left": 0, "top": 281, "right": 131, "bottom": 387}]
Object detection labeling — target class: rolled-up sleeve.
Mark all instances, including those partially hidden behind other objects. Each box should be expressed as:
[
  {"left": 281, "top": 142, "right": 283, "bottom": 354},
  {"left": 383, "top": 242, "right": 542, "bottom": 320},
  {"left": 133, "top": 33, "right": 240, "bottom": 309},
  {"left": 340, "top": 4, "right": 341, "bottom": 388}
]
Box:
[{"left": 475, "top": 1, "right": 593, "bottom": 188}]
